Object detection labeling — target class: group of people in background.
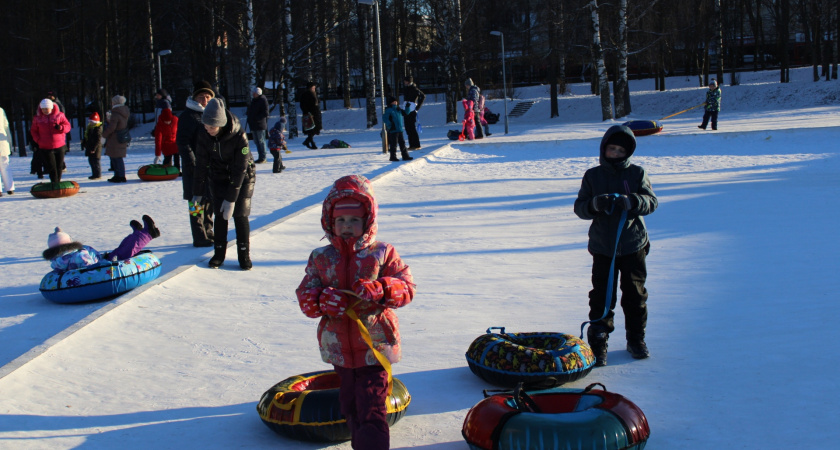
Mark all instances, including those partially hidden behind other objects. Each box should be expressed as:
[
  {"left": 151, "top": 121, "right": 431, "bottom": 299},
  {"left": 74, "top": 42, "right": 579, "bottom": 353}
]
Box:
[{"left": 462, "top": 78, "right": 491, "bottom": 141}]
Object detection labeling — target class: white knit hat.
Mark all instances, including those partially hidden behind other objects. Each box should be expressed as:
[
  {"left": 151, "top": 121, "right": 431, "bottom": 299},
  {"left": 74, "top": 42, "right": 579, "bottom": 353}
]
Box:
[
  {"left": 40, "top": 98, "right": 54, "bottom": 109},
  {"left": 252, "top": 87, "right": 262, "bottom": 95},
  {"left": 47, "top": 227, "right": 73, "bottom": 248}
]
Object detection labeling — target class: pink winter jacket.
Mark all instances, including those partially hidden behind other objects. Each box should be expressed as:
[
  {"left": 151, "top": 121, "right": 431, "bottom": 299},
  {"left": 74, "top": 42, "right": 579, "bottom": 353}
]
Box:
[
  {"left": 296, "top": 175, "right": 415, "bottom": 369},
  {"left": 31, "top": 107, "right": 71, "bottom": 150}
]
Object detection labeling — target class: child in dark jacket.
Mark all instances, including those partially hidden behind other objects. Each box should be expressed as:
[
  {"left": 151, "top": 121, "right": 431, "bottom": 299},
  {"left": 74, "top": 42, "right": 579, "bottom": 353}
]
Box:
[
  {"left": 297, "top": 175, "right": 415, "bottom": 450},
  {"left": 267, "top": 117, "right": 289, "bottom": 173},
  {"left": 81, "top": 112, "right": 103, "bottom": 179},
  {"left": 383, "top": 96, "right": 412, "bottom": 162},
  {"left": 573, "top": 125, "right": 658, "bottom": 367},
  {"left": 42, "top": 216, "right": 161, "bottom": 273}
]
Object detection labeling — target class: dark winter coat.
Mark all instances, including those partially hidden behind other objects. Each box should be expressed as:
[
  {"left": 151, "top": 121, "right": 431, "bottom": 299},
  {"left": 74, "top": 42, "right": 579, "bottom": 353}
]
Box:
[
  {"left": 299, "top": 90, "right": 322, "bottom": 134},
  {"left": 176, "top": 99, "right": 205, "bottom": 200},
  {"left": 401, "top": 83, "right": 425, "bottom": 110},
  {"left": 296, "top": 175, "right": 415, "bottom": 368},
  {"left": 704, "top": 87, "right": 721, "bottom": 112},
  {"left": 246, "top": 95, "right": 269, "bottom": 131},
  {"left": 193, "top": 109, "right": 255, "bottom": 205},
  {"left": 383, "top": 104, "right": 405, "bottom": 133},
  {"left": 82, "top": 123, "right": 103, "bottom": 158},
  {"left": 102, "top": 104, "right": 130, "bottom": 158},
  {"left": 467, "top": 85, "right": 481, "bottom": 112},
  {"left": 573, "top": 125, "right": 658, "bottom": 257}
]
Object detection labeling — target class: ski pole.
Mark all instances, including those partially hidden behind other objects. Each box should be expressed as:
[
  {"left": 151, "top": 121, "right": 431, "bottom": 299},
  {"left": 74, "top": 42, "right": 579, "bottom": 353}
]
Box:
[{"left": 659, "top": 103, "right": 705, "bottom": 121}]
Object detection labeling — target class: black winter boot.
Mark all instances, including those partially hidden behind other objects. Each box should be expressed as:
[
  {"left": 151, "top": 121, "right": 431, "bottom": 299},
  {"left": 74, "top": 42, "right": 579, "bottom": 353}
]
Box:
[
  {"left": 142, "top": 215, "right": 161, "bottom": 238},
  {"left": 237, "top": 242, "right": 252, "bottom": 270},
  {"left": 626, "top": 334, "right": 650, "bottom": 359},
  {"left": 389, "top": 150, "right": 399, "bottom": 162},
  {"left": 587, "top": 328, "right": 609, "bottom": 367},
  {"left": 209, "top": 244, "right": 226, "bottom": 268},
  {"left": 400, "top": 149, "right": 413, "bottom": 161},
  {"left": 130, "top": 220, "right": 142, "bottom": 231}
]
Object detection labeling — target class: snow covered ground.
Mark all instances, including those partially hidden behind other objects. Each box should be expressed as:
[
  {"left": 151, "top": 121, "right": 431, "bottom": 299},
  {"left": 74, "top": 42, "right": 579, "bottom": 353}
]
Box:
[{"left": 1, "top": 67, "right": 839, "bottom": 449}]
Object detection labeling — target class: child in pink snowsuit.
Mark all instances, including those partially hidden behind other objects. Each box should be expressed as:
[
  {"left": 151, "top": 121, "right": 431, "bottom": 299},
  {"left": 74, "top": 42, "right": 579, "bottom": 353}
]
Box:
[
  {"left": 297, "top": 175, "right": 415, "bottom": 450},
  {"left": 42, "top": 215, "right": 161, "bottom": 273},
  {"left": 462, "top": 99, "right": 476, "bottom": 140}
]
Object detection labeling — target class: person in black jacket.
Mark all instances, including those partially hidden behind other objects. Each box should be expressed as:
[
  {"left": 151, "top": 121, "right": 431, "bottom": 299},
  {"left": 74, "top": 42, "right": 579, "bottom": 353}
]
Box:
[
  {"left": 193, "top": 98, "right": 256, "bottom": 270},
  {"left": 401, "top": 76, "right": 425, "bottom": 150},
  {"left": 246, "top": 87, "right": 269, "bottom": 163},
  {"left": 573, "top": 125, "right": 658, "bottom": 367},
  {"left": 177, "top": 81, "right": 216, "bottom": 247},
  {"left": 299, "top": 81, "right": 322, "bottom": 149}
]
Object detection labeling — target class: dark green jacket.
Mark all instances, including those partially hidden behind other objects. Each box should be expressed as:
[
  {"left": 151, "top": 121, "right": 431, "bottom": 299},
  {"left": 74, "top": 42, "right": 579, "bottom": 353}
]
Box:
[
  {"left": 705, "top": 87, "right": 721, "bottom": 111},
  {"left": 574, "top": 125, "right": 658, "bottom": 257}
]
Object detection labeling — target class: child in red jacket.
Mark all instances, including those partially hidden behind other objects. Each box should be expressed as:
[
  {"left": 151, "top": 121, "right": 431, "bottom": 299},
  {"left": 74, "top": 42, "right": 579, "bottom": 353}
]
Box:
[
  {"left": 296, "top": 174, "right": 415, "bottom": 450},
  {"left": 153, "top": 109, "right": 180, "bottom": 169}
]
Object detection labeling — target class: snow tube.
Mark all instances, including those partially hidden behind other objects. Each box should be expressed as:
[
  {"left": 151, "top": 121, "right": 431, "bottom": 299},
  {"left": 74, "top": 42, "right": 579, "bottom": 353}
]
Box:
[
  {"left": 30, "top": 181, "right": 80, "bottom": 199},
  {"left": 466, "top": 327, "right": 595, "bottom": 388},
  {"left": 462, "top": 382, "right": 650, "bottom": 450},
  {"left": 447, "top": 130, "right": 462, "bottom": 140},
  {"left": 257, "top": 370, "right": 411, "bottom": 442},
  {"left": 137, "top": 164, "right": 180, "bottom": 181},
  {"left": 39, "top": 251, "right": 162, "bottom": 304},
  {"left": 622, "top": 120, "right": 663, "bottom": 137}
]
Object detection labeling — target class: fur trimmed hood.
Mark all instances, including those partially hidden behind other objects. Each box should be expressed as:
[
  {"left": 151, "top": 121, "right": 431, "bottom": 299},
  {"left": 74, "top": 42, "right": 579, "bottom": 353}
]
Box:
[{"left": 43, "top": 242, "right": 84, "bottom": 260}]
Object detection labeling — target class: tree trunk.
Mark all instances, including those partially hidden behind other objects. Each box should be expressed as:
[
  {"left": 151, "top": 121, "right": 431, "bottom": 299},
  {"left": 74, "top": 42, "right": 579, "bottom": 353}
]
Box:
[
  {"left": 283, "top": 0, "right": 298, "bottom": 139},
  {"left": 245, "top": 0, "right": 257, "bottom": 89},
  {"left": 614, "top": 0, "right": 630, "bottom": 118},
  {"left": 714, "top": 0, "right": 724, "bottom": 84},
  {"left": 589, "top": 0, "right": 613, "bottom": 121}
]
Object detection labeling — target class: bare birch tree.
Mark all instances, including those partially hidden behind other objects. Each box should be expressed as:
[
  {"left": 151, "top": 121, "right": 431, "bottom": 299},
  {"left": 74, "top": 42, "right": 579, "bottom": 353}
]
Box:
[{"left": 589, "top": 0, "right": 613, "bottom": 121}]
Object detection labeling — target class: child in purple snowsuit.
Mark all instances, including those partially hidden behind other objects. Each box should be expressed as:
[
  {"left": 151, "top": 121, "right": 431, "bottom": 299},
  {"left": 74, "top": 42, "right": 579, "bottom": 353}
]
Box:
[
  {"left": 267, "top": 117, "right": 288, "bottom": 173},
  {"left": 42, "top": 215, "right": 161, "bottom": 273}
]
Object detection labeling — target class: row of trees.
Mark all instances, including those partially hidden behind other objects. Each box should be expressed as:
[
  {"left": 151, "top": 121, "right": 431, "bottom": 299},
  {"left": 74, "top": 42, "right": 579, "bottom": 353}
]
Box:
[{"left": 1, "top": 0, "right": 837, "bottom": 151}]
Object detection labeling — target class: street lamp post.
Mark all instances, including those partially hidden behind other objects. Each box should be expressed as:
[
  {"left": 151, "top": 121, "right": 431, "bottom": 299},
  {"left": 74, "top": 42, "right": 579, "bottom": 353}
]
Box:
[
  {"left": 157, "top": 49, "right": 172, "bottom": 91},
  {"left": 489, "top": 31, "right": 509, "bottom": 134},
  {"left": 358, "top": 0, "right": 388, "bottom": 154}
]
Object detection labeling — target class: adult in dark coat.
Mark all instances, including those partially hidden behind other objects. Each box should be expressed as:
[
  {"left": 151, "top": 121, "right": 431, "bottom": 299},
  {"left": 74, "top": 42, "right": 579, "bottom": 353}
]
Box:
[
  {"left": 299, "top": 82, "right": 322, "bottom": 149},
  {"left": 176, "top": 81, "right": 216, "bottom": 247},
  {"left": 193, "top": 98, "right": 256, "bottom": 270},
  {"left": 401, "top": 76, "right": 426, "bottom": 149},
  {"left": 245, "top": 87, "right": 269, "bottom": 163}
]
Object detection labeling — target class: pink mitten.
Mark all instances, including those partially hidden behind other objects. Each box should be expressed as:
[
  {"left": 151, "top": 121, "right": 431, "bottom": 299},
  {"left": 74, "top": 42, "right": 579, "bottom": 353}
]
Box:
[
  {"left": 319, "top": 287, "right": 350, "bottom": 318},
  {"left": 353, "top": 279, "right": 384, "bottom": 303}
]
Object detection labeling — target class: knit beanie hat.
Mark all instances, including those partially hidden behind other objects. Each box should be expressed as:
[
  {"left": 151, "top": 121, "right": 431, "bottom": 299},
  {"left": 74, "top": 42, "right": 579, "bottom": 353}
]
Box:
[
  {"left": 202, "top": 98, "right": 227, "bottom": 127},
  {"left": 192, "top": 80, "right": 216, "bottom": 99},
  {"left": 709, "top": 79, "right": 718, "bottom": 87},
  {"left": 386, "top": 95, "right": 397, "bottom": 105},
  {"left": 606, "top": 130, "right": 636, "bottom": 154},
  {"left": 47, "top": 227, "right": 72, "bottom": 248},
  {"left": 333, "top": 198, "right": 366, "bottom": 218},
  {"left": 404, "top": 75, "right": 413, "bottom": 83},
  {"left": 112, "top": 95, "right": 126, "bottom": 106},
  {"left": 252, "top": 87, "right": 262, "bottom": 95},
  {"left": 465, "top": 78, "right": 474, "bottom": 87},
  {"left": 39, "top": 98, "right": 54, "bottom": 109},
  {"left": 89, "top": 112, "right": 101, "bottom": 123}
]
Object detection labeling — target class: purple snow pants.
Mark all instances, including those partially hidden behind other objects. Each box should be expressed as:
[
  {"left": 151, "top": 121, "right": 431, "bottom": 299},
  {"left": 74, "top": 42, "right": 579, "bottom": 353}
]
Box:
[
  {"left": 108, "top": 229, "right": 152, "bottom": 261},
  {"left": 334, "top": 364, "right": 390, "bottom": 450}
]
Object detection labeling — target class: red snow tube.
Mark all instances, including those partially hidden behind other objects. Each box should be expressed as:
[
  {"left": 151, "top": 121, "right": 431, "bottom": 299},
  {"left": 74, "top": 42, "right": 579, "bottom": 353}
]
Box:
[
  {"left": 137, "top": 164, "right": 180, "bottom": 181},
  {"left": 463, "top": 382, "right": 650, "bottom": 450},
  {"left": 30, "top": 181, "right": 80, "bottom": 199},
  {"left": 622, "top": 120, "right": 663, "bottom": 137},
  {"left": 257, "top": 370, "right": 411, "bottom": 442}
]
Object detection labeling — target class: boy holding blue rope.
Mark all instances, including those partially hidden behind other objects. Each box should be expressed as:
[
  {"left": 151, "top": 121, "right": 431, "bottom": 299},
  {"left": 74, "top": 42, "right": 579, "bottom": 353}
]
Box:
[{"left": 574, "top": 125, "right": 658, "bottom": 367}]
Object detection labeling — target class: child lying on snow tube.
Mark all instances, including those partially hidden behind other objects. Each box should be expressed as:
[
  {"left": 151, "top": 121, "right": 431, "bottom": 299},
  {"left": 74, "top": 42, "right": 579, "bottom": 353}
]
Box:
[{"left": 42, "top": 215, "right": 161, "bottom": 273}]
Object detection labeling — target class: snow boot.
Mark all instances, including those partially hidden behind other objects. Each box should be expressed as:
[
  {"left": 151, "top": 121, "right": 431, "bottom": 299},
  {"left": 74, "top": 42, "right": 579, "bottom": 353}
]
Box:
[
  {"left": 389, "top": 150, "right": 399, "bottom": 162},
  {"left": 209, "top": 244, "right": 226, "bottom": 269},
  {"left": 142, "top": 215, "right": 161, "bottom": 238},
  {"left": 130, "top": 220, "right": 142, "bottom": 231},
  {"left": 401, "top": 149, "right": 413, "bottom": 161},
  {"left": 237, "top": 242, "right": 252, "bottom": 271},
  {"left": 626, "top": 334, "right": 650, "bottom": 359},
  {"left": 587, "top": 328, "right": 609, "bottom": 367}
]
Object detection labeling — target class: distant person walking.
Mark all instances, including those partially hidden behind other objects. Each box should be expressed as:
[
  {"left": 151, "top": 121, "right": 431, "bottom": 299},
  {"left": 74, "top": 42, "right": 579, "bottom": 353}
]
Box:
[
  {"left": 300, "top": 81, "right": 322, "bottom": 149},
  {"left": 102, "top": 95, "right": 130, "bottom": 183},
  {"left": 0, "top": 106, "right": 15, "bottom": 195},
  {"left": 81, "top": 112, "right": 103, "bottom": 180},
  {"left": 465, "top": 78, "right": 484, "bottom": 139},
  {"left": 401, "top": 76, "right": 425, "bottom": 150},
  {"left": 698, "top": 80, "right": 721, "bottom": 131},
  {"left": 30, "top": 98, "right": 71, "bottom": 184},
  {"left": 246, "top": 87, "right": 270, "bottom": 163}
]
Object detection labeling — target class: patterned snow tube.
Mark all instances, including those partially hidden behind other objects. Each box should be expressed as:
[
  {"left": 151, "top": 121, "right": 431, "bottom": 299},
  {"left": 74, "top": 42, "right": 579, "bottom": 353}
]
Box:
[
  {"left": 39, "top": 252, "right": 161, "bottom": 304},
  {"left": 257, "top": 370, "right": 411, "bottom": 442},
  {"left": 137, "top": 164, "right": 180, "bottom": 181},
  {"left": 462, "top": 383, "right": 650, "bottom": 450},
  {"left": 30, "top": 181, "right": 80, "bottom": 199},
  {"left": 622, "top": 120, "right": 663, "bottom": 137},
  {"left": 466, "top": 327, "right": 595, "bottom": 388}
]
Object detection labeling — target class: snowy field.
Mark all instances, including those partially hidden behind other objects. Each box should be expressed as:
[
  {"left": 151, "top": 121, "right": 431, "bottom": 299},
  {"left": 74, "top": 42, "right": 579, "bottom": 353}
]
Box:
[{"left": 1, "top": 67, "right": 839, "bottom": 449}]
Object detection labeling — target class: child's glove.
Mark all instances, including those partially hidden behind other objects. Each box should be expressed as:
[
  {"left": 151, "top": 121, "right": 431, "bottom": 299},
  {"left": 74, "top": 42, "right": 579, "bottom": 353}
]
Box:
[
  {"left": 220, "top": 200, "right": 235, "bottom": 220},
  {"left": 100, "top": 137, "right": 107, "bottom": 145},
  {"left": 54, "top": 123, "right": 62, "bottom": 131},
  {"left": 353, "top": 279, "right": 384, "bottom": 303},
  {"left": 616, "top": 194, "right": 636, "bottom": 211},
  {"left": 153, "top": 155, "right": 163, "bottom": 165},
  {"left": 591, "top": 194, "right": 615, "bottom": 213},
  {"left": 319, "top": 287, "right": 350, "bottom": 318}
]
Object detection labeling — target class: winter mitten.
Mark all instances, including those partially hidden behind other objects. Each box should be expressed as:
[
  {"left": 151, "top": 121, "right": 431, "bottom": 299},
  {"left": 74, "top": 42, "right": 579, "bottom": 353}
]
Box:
[
  {"left": 319, "top": 287, "right": 350, "bottom": 318},
  {"left": 54, "top": 123, "right": 62, "bottom": 131},
  {"left": 100, "top": 137, "right": 106, "bottom": 145},
  {"left": 298, "top": 288, "right": 324, "bottom": 318},
  {"left": 220, "top": 200, "right": 235, "bottom": 221},
  {"left": 153, "top": 155, "right": 163, "bottom": 165},
  {"left": 616, "top": 194, "right": 636, "bottom": 211},
  {"left": 591, "top": 194, "right": 614, "bottom": 213},
  {"left": 353, "top": 279, "right": 384, "bottom": 303}
]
